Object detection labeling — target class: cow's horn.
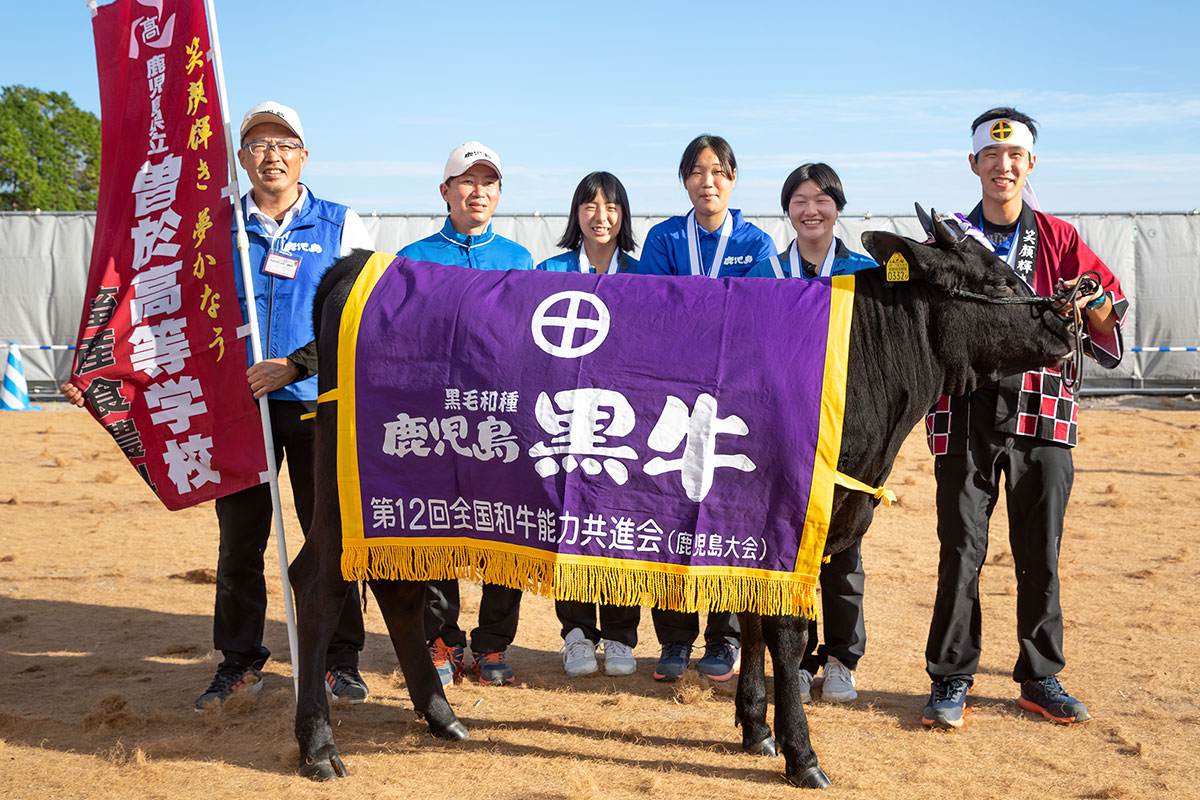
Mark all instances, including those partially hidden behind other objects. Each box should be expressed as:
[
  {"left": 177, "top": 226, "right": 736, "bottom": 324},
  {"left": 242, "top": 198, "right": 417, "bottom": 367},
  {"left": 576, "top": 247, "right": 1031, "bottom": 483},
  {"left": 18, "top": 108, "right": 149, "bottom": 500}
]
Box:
[
  {"left": 915, "top": 203, "right": 935, "bottom": 239},
  {"left": 930, "top": 208, "right": 967, "bottom": 247}
]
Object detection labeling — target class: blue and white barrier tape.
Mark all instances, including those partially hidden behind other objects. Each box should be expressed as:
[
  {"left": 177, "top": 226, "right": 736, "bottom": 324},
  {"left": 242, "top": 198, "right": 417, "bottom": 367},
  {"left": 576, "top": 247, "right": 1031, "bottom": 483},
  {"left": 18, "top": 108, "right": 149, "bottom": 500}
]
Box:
[
  {"left": 1130, "top": 347, "right": 1200, "bottom": 352},
  {"left": 9, "top": 344, "right": 75, "bottom": 350}
]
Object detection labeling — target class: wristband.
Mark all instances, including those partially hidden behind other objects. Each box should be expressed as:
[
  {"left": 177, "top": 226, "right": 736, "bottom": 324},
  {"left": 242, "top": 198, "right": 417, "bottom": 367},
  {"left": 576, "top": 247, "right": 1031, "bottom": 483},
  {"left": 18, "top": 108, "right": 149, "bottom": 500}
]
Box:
[{"left": 1086, "top": 293, "right": 1107, "bottom": 311}]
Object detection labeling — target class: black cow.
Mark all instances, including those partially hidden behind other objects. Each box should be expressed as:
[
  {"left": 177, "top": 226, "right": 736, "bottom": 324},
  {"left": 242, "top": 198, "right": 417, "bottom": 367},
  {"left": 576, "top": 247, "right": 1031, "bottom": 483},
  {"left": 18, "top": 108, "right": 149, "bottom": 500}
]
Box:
[{"left": 287, "top": 211, "right": 1075, "bottom": 788}]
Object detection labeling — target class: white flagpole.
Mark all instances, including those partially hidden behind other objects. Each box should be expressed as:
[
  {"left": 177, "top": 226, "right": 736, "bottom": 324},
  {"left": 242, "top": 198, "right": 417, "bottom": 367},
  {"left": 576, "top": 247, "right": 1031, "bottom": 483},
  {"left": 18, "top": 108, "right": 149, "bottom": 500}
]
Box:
[{"left": 203, "top": 0, "right": 301, "bottom": 700}]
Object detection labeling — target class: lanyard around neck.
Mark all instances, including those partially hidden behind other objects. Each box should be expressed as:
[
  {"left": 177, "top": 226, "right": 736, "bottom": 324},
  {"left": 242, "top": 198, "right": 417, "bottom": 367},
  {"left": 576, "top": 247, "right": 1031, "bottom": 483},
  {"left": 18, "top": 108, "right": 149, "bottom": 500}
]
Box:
[
  {"left": 578, "top": 245, "right": 620, "bottom": 274},
  {"left": 789, "top": 237, "right": 837, "bottom": 278},
  {"left": 686, "top": 209, "right": 733, "bottom": 277}
]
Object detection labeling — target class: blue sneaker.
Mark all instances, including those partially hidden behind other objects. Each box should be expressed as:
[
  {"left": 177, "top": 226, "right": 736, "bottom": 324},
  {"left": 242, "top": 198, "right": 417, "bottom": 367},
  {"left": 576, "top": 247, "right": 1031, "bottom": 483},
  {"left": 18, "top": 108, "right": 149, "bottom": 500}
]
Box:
[
  {"left": 429, "top": 637, "right": 465, "bottom": 688},
  {"left": 922, "top": 678, "right": 969, "bottom": 729},
  {"left": 472, "top": 649, "right": 515, "bottom": 685},
  {"left": 695, "top": 641, "right": 741, "bottom": 681},
  {"left": 1019, "top": 676, "right": 1090, "bottom": 723},
  {"left": 653, "top": 642, "right": 692, "bottom": 682}
]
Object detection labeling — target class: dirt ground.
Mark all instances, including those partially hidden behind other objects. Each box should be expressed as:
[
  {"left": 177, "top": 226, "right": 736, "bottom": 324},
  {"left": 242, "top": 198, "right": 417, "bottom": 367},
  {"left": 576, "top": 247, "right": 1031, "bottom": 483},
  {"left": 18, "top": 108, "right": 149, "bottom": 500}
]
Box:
[{"left": 2, "top": 397, "right": 1199, "bottom": 800}]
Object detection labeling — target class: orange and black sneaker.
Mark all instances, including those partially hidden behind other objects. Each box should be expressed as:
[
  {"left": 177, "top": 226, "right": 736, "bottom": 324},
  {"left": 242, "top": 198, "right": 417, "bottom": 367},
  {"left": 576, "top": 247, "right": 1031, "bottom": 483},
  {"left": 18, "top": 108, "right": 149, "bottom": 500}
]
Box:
[
  {"left": 429, "top": 637, "right": 465, "bottom": 687},
  {"left": 194, "top": 663, "right": 262, "bottom": 711},
  {"left": 1019, "top": 676, "right": 1090, "bottom": 723},
  {"left": 472, "top": 649, "right": 515, "bottom": 685}
]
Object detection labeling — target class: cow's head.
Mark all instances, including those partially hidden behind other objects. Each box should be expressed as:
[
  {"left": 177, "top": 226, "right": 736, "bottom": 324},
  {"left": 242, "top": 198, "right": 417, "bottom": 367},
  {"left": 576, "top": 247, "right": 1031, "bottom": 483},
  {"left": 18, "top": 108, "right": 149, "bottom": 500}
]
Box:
[{"left": 861, "top": 207, "right": 1074, "bottom": 396}]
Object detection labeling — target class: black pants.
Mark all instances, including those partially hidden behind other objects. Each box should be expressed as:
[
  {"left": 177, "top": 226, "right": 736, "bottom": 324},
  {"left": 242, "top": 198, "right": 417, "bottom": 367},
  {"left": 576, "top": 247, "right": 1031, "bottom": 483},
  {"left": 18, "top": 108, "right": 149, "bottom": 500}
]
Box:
[
  {"left": 424, "top": 579, "right": 522, "bottom": 654},
  {"left": 801, "top": 539, "right": 866, "bottom": 673},
  {"left": 925, "top": 415, "right": 1073, "bottom": 686},
  {"left": 556, "top": 601, "right": 641, "bottom": 647},
  {"left": 651, "top": 608, "right": 740, "bottom": 648},
  {"left": 213, "top": 399, "right": 364, "bottom": 671}
]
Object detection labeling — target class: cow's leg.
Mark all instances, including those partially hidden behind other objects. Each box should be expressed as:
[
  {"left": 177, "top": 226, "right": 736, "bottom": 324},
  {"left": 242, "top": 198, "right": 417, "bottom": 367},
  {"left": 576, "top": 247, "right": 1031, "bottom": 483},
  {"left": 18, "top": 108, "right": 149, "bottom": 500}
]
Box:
[
  {"left": 735, "top": 612, "right": 777, "bottom": 756},
  {"left": 762, "top": 614, "right": 831, "bottom": 789},
  {"left": 290, "top": 536, "right": 351, "bottom": 780},
  {"left": 368, "top": 579, "right": 468, "bottom": 741}
]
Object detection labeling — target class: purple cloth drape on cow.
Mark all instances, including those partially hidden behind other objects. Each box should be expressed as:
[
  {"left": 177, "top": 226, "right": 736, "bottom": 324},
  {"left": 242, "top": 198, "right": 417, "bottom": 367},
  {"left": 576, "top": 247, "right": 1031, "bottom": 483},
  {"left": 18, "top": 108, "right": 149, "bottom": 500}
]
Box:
[{"left": 328, "top": 253, "right": 855, "bottom": 617}]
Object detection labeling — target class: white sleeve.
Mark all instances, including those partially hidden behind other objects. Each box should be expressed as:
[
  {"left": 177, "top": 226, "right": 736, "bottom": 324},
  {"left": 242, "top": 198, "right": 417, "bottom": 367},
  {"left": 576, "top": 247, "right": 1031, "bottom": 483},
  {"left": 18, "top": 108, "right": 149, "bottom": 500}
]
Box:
[{"left": 339, "top": 209, "right": 375, "bottom": 256}]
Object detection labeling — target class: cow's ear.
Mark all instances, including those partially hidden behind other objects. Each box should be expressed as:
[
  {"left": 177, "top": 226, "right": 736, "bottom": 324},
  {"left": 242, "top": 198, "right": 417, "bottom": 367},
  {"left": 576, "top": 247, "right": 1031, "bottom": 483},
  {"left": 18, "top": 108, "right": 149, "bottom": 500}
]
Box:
[{"left": 860, "top": 230, "right": 947, "bottom": 286}]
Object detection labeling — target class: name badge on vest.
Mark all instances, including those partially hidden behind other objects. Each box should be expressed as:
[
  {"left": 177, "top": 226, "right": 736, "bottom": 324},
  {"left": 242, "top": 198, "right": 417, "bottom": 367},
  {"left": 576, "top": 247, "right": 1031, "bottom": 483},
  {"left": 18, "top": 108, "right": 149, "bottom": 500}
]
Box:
[{"left": 264, "top": 252, "right": 300, "bottom": 279}]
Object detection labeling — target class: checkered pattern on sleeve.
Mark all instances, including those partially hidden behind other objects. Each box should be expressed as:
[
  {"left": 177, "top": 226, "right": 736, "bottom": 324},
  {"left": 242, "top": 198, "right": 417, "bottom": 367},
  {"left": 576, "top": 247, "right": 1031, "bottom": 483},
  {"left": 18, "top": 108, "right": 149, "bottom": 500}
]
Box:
[{"left": 925, "top": 394, "right": 969, "bottom": 456}]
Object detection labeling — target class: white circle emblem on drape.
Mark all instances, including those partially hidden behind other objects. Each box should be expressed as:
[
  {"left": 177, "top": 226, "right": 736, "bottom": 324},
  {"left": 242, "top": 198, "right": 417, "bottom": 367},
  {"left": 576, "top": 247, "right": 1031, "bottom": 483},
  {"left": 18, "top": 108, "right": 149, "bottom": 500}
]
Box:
[{"left": 531, "top": 291, "right": 611, "bottom": 358}]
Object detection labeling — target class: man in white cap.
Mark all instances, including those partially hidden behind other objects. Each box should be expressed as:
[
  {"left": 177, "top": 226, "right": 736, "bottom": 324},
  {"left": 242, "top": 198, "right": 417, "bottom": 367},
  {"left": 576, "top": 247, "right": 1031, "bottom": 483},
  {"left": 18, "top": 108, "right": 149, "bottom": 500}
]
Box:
[
  {"left": 920, "top": 106, "right": 1128, "bottom": 730},
  {"left": 399, "top": 142, "right": 533, "bottom": 271},
  {"left": 399, "top": 142, "right": 532, "bottom": 687},
  {"left": 194, "top": 101, "right": 375, "bottom": 710}
]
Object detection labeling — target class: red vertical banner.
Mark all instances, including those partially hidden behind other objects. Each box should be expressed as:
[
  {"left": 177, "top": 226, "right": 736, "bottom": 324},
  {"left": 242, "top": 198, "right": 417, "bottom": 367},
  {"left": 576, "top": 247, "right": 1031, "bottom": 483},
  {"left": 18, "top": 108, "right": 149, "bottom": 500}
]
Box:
[{"left": 73, "top": 0, "right": 267, "bottom": 510}]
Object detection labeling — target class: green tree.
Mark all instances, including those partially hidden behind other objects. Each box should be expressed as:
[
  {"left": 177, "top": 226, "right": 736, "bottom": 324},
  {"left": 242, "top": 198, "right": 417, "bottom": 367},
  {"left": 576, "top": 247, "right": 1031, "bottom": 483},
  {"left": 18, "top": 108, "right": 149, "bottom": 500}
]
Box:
[{"left": 0, "top": 85, "right": 101, "bottom": 211}]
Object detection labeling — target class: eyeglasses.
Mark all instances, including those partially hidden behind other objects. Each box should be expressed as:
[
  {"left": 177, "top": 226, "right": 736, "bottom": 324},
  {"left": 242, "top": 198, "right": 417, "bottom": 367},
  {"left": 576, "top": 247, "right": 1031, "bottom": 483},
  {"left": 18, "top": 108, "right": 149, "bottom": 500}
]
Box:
[{"left": 242, "top": 140, "right": 303, "bottom": 156}]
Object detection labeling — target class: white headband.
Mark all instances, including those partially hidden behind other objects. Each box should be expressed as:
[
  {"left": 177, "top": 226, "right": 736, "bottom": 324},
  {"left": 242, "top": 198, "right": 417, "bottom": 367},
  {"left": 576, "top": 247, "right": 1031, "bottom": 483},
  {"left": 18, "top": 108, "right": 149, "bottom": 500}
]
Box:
[{"left": 972, "top": 118, "right": 1035, "bottom": 155}]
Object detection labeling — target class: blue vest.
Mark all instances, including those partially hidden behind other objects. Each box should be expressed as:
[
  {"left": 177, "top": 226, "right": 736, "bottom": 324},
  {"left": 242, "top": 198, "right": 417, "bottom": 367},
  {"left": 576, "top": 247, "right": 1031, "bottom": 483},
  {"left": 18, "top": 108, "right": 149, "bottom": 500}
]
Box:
[
  {"left": 536, "top": 249, "right": 639, "bottom": 273},
  {"left": 634, "top": 209, "right": 777, "bottom": 278},
  {"left": 231, "top": 185, "right": 348, "bottom": 402},
  {"left": 399, "top": 217, "right": 533, "bottom": 271},
  {"left": 744, "top": 237, "right": 877, "bottom": 279}
]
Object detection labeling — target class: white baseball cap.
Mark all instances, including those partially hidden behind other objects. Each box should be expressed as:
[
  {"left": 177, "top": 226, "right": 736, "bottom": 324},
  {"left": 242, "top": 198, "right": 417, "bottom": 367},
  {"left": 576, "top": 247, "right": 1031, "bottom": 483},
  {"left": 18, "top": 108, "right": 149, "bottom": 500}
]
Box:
[
  {"left": 443, "top": 141, "right": 502, "bottom": 182},
  {"left": 240, "top": 101, "right": 305, "bottom": 145}
]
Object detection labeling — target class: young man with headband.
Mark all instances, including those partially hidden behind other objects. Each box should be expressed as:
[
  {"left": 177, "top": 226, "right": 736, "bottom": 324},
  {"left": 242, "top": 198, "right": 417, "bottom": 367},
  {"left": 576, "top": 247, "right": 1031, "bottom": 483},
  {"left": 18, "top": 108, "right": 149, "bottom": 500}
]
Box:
[{"left": 921, "top": 107, "right": 1129, "bottom": 730}]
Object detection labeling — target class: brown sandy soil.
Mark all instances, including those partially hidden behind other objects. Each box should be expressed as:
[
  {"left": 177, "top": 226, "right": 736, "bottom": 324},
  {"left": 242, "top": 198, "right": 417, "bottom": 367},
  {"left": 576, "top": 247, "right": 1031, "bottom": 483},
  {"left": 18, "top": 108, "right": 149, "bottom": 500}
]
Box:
[{"left": 2, "top": 398, "right": 1199, "bottom": 800}]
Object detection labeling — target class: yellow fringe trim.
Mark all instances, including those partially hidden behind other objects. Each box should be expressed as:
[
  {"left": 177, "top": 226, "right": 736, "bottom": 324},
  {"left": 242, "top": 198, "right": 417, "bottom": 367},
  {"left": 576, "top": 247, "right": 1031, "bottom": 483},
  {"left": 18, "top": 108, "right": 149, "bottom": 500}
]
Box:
[{"left": 342, "top": 544, "right": 819, "bottom": 619}]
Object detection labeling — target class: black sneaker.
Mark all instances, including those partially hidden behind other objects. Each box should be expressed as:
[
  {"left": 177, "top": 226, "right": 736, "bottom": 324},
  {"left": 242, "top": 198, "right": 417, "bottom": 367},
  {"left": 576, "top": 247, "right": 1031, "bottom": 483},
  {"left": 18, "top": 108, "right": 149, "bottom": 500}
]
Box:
[
  {"left": 194, "top": 664, "right": 262, "bottom": 711},
  {"left": 325, "top": 666, "right": 369, "bottom": 703},
  {"left": 921, "top": 677, "right": 969, "bottom": 729},
  {"left": 1019, "top": 675, "right": 1089, "bottom": 723}
]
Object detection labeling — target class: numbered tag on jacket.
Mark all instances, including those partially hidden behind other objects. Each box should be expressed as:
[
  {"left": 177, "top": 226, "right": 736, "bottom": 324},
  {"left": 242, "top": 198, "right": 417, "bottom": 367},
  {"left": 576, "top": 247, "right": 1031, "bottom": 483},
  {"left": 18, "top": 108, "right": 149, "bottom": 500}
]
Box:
[{"left": 264, "top": 252, "right": 300, "bottom": 279}]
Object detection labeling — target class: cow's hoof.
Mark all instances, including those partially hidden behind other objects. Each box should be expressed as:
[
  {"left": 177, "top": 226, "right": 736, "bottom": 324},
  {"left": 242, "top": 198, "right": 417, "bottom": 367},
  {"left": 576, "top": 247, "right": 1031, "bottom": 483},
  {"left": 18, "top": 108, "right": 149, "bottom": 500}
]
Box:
[
  {"left": 432, "top": 720, "right": 469, "bottom": 741},
  {"left": 786, "top": 765, "right": 831, "bottom": 789},
  {"left": 299, "top": 755, "right": 348, "bottom": 781},
  {"left": 743, "top": 735, "right": 779, "bottom": 757}
]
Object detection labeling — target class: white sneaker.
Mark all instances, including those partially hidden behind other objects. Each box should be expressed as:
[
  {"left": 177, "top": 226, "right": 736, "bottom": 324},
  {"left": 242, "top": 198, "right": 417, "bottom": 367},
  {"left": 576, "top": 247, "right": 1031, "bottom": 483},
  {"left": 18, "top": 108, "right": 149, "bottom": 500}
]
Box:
[
  {"left": 601, "top": 640, "right": 636, "bottom": 676},
  {"left": 561, "top": 628, "right": 598, "bottom": 677},
  {"left": 799, "top": 668, "right": 814, "bottom": 703},
  {"left": 821, "top": 656, "right": 857, "bottom": 702}
]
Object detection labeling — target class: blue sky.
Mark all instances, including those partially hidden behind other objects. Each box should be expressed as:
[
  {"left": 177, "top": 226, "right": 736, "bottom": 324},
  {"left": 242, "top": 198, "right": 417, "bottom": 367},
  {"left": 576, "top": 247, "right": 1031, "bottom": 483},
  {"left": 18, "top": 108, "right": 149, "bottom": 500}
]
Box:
[{"left": 5, "top": 1, "right": 1199, "bottom": 215}]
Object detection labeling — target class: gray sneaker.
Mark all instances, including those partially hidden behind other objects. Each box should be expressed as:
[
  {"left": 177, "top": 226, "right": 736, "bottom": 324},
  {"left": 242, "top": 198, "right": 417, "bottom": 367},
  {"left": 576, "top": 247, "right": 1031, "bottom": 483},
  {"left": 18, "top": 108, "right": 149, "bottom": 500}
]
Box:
[
  {"left": 798, "top": 667, "right": 814, "bottom": 703},
  {"left": 821, "top": 656, "right": 857, "bottom": 702},
  {"left": 600, "top": 640, "right": 636, "bottom": 676},
  {"left": 561, "top": 628, "right": 599, "bottom": 677},
  {"left": 325, "top": 667, "right": 369, "bottom": 703}
]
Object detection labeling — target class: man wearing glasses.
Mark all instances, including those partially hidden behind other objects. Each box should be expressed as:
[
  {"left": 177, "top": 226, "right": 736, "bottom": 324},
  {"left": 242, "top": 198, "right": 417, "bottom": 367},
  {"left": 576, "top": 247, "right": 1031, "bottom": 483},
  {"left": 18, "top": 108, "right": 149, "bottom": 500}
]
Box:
[{"left": 194, "top": 101, "right": 374, "bottom": 710}]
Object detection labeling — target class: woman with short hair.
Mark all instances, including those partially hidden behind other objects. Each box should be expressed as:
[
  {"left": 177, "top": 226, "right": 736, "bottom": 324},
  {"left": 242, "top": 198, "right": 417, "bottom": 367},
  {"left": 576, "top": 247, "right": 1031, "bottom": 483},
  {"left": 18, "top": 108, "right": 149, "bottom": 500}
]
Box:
[
  {"left": 636, "top": 134, "right": 776, "bottom": 278},
  {"left": 635, "top": 135, "right": 777, "bottom": 683},
  {"left": 746, "top": 162, "right": 876, "bottom": 705},
  {"left": 746, "top": 161, "right": 875, "bottom": 279}
]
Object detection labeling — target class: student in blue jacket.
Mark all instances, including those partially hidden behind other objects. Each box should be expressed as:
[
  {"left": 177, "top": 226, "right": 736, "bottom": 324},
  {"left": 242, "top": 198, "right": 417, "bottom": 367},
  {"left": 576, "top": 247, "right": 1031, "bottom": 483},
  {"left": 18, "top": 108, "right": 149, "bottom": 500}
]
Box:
[
  {"left": 399, "top": 141, "right": 533, "bottom": 271},
  {"left": 636, "top": 135, "right": 775, "bottom": 683},
  {"left": 636, "top": 134, "right": 776, "bottom": 278},
  {"left": 399, "top": 142, "right": 533, "bottom": 690},
  {"left": 537, "top": 171, "right": 638, "bottom": 275},
  {"left": 747, "top": 162, "right": 875, "bottom": 705},
  {"left": 745, "top": 162, "right": 875, "bottom": 279},
  {"left": 537, "top": 171, "right": 641, "bottom": 677}
]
